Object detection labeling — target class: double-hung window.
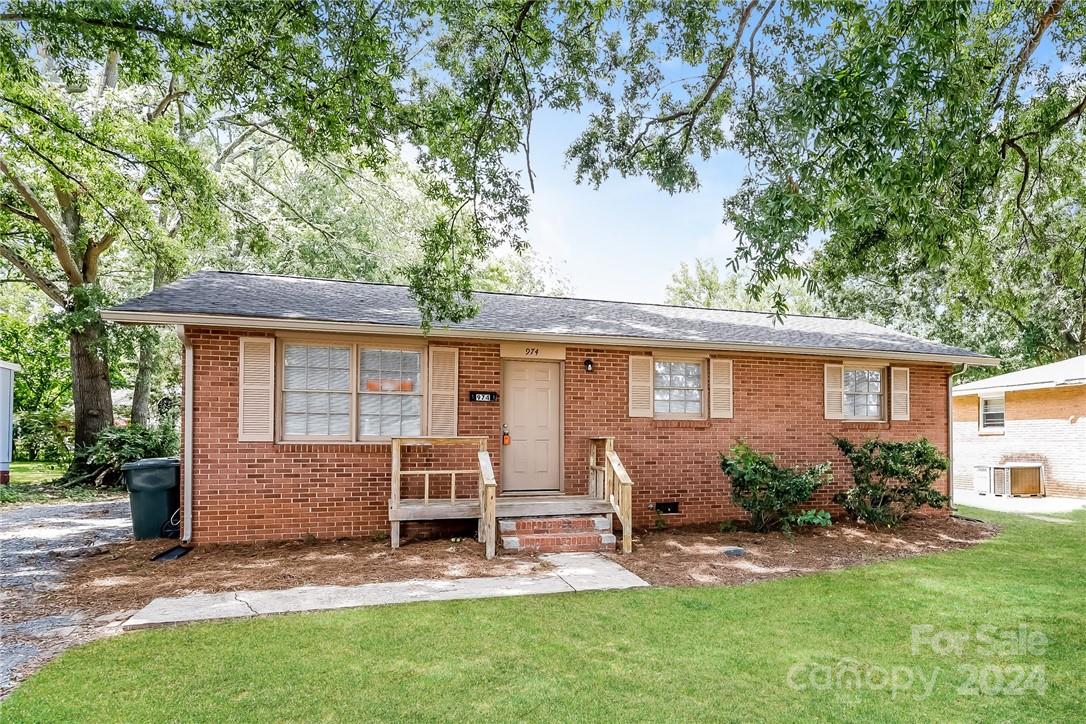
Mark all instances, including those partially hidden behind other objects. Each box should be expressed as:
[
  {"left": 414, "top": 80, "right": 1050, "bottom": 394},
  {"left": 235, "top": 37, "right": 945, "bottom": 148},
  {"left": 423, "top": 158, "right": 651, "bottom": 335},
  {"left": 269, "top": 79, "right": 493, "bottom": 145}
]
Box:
[
  {"left": 653, "top": 359, "right": 706, "bottom": 418},
  {"left": 359, "top": 349, "right": 422, "bottom": 436},
  {"left": 280, "top": 341, "right": 424, "bottom": 440},
  {"left": 843, "top": 367, "right": 884, "bottom": 421},
  {"left": 283, "top": 344, "right": 352, "bottom": 438},
  {"left": 980, "top": 395, "right": 1005, "bottom": 432}
]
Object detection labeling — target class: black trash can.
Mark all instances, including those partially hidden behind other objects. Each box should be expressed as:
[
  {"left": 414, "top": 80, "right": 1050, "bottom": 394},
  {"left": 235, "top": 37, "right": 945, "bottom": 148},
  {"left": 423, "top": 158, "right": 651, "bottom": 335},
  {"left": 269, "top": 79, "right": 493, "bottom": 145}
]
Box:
[{"left": 121, "top": 457, "right": 180, "bottom": 540}]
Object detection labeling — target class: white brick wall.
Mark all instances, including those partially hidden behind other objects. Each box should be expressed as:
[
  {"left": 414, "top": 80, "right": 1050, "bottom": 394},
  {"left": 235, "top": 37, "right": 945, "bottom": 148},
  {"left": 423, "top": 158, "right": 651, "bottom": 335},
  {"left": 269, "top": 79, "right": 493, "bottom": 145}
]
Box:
[{"left": 953, "top": 392, "right": 1086, "bottom": 498}]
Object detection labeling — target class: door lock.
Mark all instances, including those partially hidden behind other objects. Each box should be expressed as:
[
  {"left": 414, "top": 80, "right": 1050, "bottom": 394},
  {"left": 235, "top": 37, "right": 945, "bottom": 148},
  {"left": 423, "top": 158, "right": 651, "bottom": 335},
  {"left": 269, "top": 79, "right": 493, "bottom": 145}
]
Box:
[{"left": 502, "top": 424, "right": 510, "bottom": 446}]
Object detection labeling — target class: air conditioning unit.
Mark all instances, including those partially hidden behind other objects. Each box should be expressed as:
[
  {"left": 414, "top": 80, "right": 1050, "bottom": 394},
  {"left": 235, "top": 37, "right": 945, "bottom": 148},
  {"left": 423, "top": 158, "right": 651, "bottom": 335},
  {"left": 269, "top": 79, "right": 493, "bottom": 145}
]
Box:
[
  {"left": 980, "top": 465, "right": 1044, "bottom": 497},
  {"left": 973, "top": 466, "right": 990, "bottom": 495}
]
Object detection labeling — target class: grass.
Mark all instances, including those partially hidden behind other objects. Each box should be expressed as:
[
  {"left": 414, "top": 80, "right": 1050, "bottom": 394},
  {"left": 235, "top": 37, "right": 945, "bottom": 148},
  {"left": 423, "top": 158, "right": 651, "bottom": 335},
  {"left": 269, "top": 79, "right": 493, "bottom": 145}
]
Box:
[
  {"left": 4, "top": 506, "right": 1084, "bottom": 722},
  {"left": 0, "top": 460, "right": 122, "bottom": 506}
]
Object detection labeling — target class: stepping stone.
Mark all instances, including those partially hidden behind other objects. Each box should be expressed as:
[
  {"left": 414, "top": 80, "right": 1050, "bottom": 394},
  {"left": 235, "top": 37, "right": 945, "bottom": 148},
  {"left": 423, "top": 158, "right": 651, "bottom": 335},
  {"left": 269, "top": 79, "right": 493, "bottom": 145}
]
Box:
[{"left": 722, "top": 546, "right": 746, "bottom": 557}]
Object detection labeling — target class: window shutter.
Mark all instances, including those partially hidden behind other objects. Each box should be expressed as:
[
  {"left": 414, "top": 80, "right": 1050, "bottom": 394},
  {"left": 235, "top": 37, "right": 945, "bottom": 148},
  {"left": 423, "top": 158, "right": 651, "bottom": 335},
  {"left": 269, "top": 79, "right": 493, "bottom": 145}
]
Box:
[
  {"left": 709, "top": 358, "right": 733, "bottom": 418},
  {"left": 824, "top": 363, "right": 844, "bottom": 420},
  {"left": 428, "top": 347, "right": 458, "bottom": 435},
  {"left": 238, "top": 337, "right": 275, "bottom": 441},
  {"left": 890, "top": 367, "right": 910, "bottom": 420},
  {"left": 628, "top": 355, "right": 653, "bottom": 417}
]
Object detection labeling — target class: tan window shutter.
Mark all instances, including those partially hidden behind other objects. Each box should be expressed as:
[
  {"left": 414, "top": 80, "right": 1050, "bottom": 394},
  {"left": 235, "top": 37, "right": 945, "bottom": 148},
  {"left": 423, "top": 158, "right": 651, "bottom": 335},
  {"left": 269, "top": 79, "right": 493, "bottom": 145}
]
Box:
[
  {"left": 709, "top": 358, "right": 733, "bottom": 418},
  {"left": 629, "top": 355, "right": 653, "bottom": 417},
  {"left": 890, "top": 367, "right": 910, "bottom": 420},
  {"left": 824, "top": 363, "right": 844, "bottom": 420},
  {"left": 428, "top": 347, "right": 458, "bottom": 435},
  {"left": 238, "top": 337, "right": 275, "bottom": 441}
]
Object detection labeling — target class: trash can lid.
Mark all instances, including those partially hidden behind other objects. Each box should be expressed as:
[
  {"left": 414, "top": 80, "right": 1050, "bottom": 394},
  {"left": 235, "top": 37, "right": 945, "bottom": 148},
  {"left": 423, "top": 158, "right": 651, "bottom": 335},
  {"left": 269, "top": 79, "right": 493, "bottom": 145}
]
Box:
[{"left": 120, "top": 457, "right": 180, "bottom": 470}]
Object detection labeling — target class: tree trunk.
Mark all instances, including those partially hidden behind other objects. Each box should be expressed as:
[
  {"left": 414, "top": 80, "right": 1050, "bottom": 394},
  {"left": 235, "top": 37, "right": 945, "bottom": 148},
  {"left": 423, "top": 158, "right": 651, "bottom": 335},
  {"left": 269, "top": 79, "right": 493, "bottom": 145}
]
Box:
[
  {"left": 130, "top": 332, "right": 155, "bottom": 427},
  {"left": 69, "top": 318, "right": 113, "bottom": 462}
]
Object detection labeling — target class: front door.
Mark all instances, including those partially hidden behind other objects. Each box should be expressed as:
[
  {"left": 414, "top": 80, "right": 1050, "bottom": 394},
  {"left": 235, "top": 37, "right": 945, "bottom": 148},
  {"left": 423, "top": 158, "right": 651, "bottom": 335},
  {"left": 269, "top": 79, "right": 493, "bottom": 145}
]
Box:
[{"left": 502, "top": 360, "right": 561, "bottom": 492}]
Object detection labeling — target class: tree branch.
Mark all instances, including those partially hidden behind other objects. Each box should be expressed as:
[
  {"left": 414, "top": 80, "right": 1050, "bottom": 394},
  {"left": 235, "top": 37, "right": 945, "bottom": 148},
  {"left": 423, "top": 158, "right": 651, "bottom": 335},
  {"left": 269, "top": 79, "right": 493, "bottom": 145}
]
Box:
[
  {"left": 0, "top": 13, "right": 214, "bottom": 49},
  {"left": 0, "top": 243, "right": 67, "bottom": 305},
  {"left": 0, "top": 155, "right": 82, "bottom": 285},
  {"left": 991, "top": 0, "right": 1066, "bottom": 111}
]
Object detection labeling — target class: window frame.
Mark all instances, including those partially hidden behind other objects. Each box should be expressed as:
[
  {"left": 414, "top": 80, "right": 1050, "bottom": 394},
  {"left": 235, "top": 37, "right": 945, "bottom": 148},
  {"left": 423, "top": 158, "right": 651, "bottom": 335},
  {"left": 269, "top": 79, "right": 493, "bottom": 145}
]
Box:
[
  {"left": 357, "top": 346, "right": 425, "bottom": 438},
  {"left": 275, "top": 335, "right": 428, "bottom": 443},
  {"left": 842, "top": 365, "right": 887, "bottom": 422},
  {"left": 979, "top": 393, "right": 1006, "bottom": 434},
  {"left": 651, "top": 355, "right": 708, "bottom": 420}
]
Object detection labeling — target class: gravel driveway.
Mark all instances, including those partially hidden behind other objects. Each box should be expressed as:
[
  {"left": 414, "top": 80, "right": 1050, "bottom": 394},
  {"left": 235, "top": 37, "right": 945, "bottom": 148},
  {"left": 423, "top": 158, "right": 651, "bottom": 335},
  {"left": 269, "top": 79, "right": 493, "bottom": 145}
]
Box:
[{"left": 0, "top": 498, "right": 132, "bottom": 695}]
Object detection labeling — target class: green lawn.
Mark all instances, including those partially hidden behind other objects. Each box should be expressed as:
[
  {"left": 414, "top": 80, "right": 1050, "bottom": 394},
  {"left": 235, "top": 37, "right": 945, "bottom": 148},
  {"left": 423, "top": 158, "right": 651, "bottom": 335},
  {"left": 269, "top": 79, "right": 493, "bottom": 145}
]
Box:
[
  {"left": 4, "top": 507, "right": 1084, "bottom": 722},
  {"left": 0, "top": 461, "right": 121, "bottom": 506}
]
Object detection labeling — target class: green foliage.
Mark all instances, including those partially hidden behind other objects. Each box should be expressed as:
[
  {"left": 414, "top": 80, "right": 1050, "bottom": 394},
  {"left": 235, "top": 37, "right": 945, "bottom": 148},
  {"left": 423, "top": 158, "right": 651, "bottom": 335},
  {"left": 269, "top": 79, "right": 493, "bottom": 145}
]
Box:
[
  {"left": 13, "top": 409, "right": 73, "bottom": 462},
  {"left": 82, "top": 423, "right": 178, "bottom": 487},
  {"left": 720, "top": 442, "right": 832, "bottom": 532},
  {"left": 666, "top": 258, "right": 823, "bottom": 315},
  {"left": 790, "top": 509, "right": 832, "bottom": 529},
  {"left": 832, "top": 437, "right": 949, "bottom": 528}
]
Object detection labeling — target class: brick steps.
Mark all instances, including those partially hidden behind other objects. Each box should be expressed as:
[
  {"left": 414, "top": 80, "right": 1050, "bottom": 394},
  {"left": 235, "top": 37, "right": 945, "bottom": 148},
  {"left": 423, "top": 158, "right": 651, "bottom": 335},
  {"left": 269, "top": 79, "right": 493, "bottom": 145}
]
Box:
[{"left": 499, "top": 515, "right": 615, "bottom": 553}]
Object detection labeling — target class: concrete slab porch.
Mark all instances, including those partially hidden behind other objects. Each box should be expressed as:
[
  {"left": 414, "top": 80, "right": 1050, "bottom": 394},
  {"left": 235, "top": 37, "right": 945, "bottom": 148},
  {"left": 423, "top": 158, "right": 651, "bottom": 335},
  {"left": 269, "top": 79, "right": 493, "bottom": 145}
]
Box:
[{"left": 122, "top": 553, "right": 649, "bottom": 631}]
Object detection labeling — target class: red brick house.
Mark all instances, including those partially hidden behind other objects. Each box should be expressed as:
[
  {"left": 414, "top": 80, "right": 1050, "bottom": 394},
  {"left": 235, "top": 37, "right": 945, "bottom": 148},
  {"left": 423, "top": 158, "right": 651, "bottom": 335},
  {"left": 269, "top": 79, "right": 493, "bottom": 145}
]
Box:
[{"left": 104, "top": 271, "right": 995, "bottom": 554}]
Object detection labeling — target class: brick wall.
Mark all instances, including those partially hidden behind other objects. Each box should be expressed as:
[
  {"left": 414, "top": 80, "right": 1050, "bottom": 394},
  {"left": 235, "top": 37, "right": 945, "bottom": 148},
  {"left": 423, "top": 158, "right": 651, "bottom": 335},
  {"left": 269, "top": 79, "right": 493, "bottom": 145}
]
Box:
[
  {"left": 562, "top": 347, "right": 951, "bottom": 526},
  {"left": 953, "top": 387, "right": 1086, "bottom": 497},
  {"left": 185, "top": 326, "right": 953, "bottom": 543}
]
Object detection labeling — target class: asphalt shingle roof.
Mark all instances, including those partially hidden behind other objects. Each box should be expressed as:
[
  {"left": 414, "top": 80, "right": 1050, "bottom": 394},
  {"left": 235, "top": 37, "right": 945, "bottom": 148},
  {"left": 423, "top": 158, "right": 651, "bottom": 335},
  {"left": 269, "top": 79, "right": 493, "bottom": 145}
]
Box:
[
  {"left": 954, "top": 355, "right": 1086, "bottom": 394},
  {"left": 108, "top": 270, "right": 994, "bottom": 363}
]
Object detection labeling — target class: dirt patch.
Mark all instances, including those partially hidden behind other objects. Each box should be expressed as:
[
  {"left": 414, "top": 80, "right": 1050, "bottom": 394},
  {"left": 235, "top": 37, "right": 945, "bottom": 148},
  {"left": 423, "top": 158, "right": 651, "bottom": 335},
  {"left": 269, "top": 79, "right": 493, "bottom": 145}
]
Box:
[
  {"left": 49, "top": 537, "right": 548, "bottom": 617},
  {"left": 607, "top": 515, "right": 997, "bottom": 587}
]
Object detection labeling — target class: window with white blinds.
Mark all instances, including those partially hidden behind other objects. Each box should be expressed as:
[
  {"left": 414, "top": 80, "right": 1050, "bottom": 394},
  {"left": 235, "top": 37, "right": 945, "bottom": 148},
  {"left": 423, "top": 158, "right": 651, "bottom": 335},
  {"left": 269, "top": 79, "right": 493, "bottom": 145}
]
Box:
[
  {"left": 278, "top": 342, "right": 430, "bottom": 440},
  {"left": 980, "top": 395, "right": 1005, "bottom": 432},
  {"left": 282, "top": 344, "right": 352, "bottom": 437},
  {"left": 359, "top": 349, "right": 422, "bottom": 436}
]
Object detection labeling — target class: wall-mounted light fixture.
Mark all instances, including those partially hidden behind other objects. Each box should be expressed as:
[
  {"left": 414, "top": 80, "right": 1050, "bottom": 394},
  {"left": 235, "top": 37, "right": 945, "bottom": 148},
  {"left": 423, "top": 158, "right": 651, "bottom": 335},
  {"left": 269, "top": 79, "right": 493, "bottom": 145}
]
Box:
[{"left": 583, "top": 358, "right": 595, "bottom": 373}]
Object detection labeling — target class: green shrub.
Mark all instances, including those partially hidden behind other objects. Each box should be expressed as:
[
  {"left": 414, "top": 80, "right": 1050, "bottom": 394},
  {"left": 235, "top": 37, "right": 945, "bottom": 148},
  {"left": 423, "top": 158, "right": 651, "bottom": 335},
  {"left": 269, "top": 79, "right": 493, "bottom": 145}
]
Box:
[
  {"left": 79, "top": 423, "right": 179, "bottom": 487},
  {"left": 14, "top": 410, "right": 74, "bottom": 462},
  {"left": 720, "top": 442, "right": 832, "bottom": 532},
  {"left": 832, "top": 437, "right": 949, "bottom": 527}
]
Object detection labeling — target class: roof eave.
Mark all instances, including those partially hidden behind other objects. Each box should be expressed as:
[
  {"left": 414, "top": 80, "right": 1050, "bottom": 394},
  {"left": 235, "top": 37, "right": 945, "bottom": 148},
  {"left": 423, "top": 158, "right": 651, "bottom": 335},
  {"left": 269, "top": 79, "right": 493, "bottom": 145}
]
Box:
[
  {"left": 953, "top": 379, "right": 1086, "bottom": 396},
  {"left": 102, "top": 309, "right": 999, "bottom": 367}
]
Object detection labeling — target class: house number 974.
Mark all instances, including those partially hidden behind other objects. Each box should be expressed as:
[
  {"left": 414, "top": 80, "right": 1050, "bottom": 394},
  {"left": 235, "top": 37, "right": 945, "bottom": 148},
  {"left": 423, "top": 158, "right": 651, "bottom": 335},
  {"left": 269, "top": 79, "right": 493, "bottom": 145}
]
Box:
[{"left": 524, "top": 347, "right": 540, "bottom": 356}]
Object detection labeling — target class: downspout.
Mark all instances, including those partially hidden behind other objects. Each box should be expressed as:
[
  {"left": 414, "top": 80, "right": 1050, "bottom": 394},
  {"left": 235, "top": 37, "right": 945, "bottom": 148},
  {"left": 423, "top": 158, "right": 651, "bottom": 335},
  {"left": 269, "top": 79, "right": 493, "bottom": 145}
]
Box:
[
  {"left": 175, "top": 325, "right": 194, "bottom": 545},
  {"left": 947, "top": 363, "right": 972, "bottom": 511}
]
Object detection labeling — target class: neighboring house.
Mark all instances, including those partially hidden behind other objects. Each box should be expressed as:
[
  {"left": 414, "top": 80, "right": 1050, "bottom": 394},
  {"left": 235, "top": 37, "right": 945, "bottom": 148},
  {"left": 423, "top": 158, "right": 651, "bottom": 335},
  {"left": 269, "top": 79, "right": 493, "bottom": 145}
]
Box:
[
  {"left": 0, "top": 360, "right": 18, "bottom": 485},
  {"left": 953, "top": 356, "right": 1086, "bottom": 499},
  {"left": 103, "top": 271, "right": 995, "bottom": 553}
]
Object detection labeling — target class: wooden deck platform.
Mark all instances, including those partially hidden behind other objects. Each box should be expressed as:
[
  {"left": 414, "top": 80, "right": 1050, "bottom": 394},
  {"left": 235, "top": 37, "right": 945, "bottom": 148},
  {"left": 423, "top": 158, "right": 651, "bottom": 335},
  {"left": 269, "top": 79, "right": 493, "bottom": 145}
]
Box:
[{"left": 389, "top": 495, "right": 613, "bottom": 522}]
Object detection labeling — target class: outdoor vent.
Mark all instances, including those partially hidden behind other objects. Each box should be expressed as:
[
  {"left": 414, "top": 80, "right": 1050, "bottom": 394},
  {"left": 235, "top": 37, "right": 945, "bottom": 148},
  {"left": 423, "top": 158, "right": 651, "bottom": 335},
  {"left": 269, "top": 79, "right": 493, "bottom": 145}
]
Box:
[{"left": 653, "top": 501, "right": 679, "bottom": 514}]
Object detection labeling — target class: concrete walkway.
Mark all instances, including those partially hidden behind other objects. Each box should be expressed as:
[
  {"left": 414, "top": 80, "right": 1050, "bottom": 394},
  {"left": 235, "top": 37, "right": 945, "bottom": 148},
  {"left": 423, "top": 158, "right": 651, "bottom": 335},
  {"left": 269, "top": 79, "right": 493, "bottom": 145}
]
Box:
[
  {"left": 954, "top": 490, "right": 1086, "bottom": 514},
  {"left": 123, "top": 553, "right": 649, "bottom": 630}
]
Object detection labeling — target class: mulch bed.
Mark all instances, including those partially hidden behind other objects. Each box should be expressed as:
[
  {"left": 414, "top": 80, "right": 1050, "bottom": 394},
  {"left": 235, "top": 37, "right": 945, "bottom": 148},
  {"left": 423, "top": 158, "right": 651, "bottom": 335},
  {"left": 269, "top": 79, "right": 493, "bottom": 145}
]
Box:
[
  {"left": 48, "top": 537, "right": 549, "bottom": 618},
  {"left": 606, "top": 515, "right": 997, "bottom": 587}
]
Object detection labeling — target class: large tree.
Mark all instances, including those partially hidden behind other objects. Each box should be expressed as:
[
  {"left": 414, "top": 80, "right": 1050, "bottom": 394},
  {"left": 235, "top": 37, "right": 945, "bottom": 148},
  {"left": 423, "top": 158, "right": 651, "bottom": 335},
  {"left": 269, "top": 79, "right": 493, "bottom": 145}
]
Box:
[{"left": 665, "top": 258, "right": 822, "bottom": 314}]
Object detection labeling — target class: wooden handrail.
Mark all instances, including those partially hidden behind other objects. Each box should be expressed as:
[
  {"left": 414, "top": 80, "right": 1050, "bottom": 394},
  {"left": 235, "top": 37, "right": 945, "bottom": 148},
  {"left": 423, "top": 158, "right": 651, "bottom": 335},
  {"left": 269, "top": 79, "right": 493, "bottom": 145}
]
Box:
[
  {"left": 478, "top": 450, "right": 497, "bottom": 559},
  {"left": 605, "top": 450, "right": 634, "bottom": 553},
  {"left": 587, "top": 438, "right": 633, "bottom": 553}
]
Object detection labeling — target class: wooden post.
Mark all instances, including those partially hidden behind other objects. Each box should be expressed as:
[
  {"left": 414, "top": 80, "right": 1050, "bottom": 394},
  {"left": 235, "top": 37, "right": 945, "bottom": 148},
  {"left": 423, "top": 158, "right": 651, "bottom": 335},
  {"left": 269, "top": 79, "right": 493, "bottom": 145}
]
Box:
[
  {"left": 390, "top": 438, "right": 401, "bottom": 548},
  {"left": 478, "top": 450, "right": 498, "bottom": 559},
  {"left": 621, "top": 481, "right": 633, "bottom": 554},
  {"left": 588, "top": 442, "right": 597, "bottom": 497}
]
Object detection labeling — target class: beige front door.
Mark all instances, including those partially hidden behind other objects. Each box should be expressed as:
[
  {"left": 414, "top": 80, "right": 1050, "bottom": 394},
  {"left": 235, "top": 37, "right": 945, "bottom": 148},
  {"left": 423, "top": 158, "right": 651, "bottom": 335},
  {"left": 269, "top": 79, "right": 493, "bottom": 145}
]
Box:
[{"left": 502, "top": 360, "right": 562, "bottom": 492}]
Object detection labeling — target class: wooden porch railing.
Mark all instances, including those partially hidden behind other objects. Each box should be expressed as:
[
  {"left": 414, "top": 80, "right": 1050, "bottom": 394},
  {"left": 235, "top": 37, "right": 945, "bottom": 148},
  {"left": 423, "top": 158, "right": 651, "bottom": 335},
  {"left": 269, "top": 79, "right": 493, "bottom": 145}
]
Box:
[
  {"left": 477, "top": 449, "right": 497, "bottom": 559},
  {"left": 588, "top": 437, "right": 634, "bottom": 553},
  {"left": 389, "top": 436, "right": 497, "bottom": 558}
]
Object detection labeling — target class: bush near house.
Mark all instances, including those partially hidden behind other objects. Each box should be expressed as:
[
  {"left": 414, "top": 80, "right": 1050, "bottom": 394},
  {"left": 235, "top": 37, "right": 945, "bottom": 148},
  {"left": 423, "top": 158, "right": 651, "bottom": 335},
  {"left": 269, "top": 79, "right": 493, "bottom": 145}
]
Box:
[
  {"left": 832, "top": 436, "right": 948, "bottom": 527},
  {"left": 75, "top": 423, "right": 180, "bottom": 488},
  {"left": 720, "top": 442, "right": 832, "bottom": 532}
]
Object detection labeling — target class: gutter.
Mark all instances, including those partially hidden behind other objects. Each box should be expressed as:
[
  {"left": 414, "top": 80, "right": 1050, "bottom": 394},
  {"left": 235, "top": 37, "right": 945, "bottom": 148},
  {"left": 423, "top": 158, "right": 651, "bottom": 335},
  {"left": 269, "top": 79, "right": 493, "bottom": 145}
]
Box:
[
  {"left": 102, "top": 310, "right": 1000, "bottom": 367},
  {"left": 947, "top": 363, "right": 973, "bottom": 510},
  {"left": 175, "top": 325, "right": 194, "bottom": 545}
]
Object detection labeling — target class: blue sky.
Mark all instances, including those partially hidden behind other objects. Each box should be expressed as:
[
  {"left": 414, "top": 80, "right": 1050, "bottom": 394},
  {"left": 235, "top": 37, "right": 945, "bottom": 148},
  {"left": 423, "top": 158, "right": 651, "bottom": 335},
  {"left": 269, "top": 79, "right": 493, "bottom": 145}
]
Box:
[{"left": 519, "top": 108, "right": 747, "bottom": 303}]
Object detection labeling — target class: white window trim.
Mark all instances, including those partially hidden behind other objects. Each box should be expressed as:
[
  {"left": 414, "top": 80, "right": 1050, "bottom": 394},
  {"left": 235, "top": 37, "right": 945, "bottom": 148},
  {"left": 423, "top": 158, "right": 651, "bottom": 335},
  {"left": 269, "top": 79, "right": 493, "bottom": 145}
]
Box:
[
  {"left": 979, "top": 393, "right": 1006, "bottom": 435},
  {"left": 276, "top": 336, "right": 429, "bottom": 443},
  {"left": 652, "top": 354, "right": 708, "bottom": 420},
  {"left": 842, "top": 365, "right": 887, "bottom": 422},
  {"left": 280, "top": 341, "right": 354, "bottom": 442}
]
